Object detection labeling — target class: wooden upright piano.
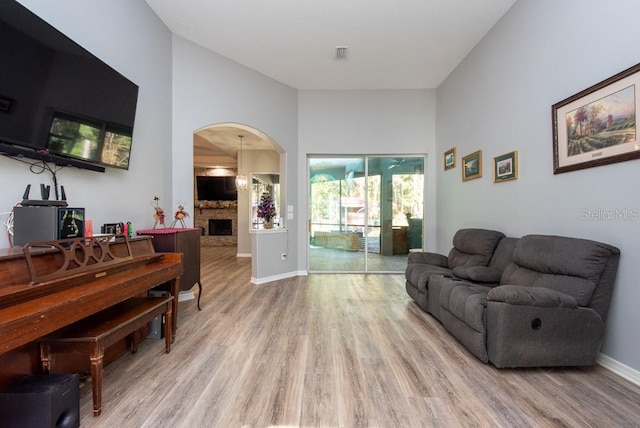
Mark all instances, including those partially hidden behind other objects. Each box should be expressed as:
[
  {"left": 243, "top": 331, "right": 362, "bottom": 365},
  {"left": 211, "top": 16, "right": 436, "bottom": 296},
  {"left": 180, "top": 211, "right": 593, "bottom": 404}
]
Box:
[{"left": 0, "top": 235, "right": 183, "bottom": 388}]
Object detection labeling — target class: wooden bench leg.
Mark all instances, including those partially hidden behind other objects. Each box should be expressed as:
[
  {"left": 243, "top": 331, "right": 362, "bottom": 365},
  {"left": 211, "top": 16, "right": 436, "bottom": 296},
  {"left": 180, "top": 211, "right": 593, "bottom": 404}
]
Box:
[
  {"left": 130, "top": 333, "right": 139, "bottom": 354},
  {"left": 40, "top": 343, "right": 51, "bottom": 373},
  {"left": 90, "top": 345, "right": 104, "bottom": 417}
]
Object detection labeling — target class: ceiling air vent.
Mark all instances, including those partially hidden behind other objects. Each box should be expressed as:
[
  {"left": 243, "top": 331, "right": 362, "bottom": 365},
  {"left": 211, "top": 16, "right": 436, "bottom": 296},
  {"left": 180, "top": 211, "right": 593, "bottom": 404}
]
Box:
[{"left": 335, "top": 46, "right": 348, "bottom": 60}]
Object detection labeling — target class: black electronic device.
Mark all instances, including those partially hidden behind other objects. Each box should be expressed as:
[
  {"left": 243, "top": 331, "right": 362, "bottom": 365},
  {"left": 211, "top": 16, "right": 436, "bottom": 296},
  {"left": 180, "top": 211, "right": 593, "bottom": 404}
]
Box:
[
  {"left": 101, "top": 222, "right": 124, "bottom": 234},
  {"left": 0, "top": 374, "right": 80, "bottom": 428},
  {"left": 20, "top": 199, "right": 68, "bottom": 207},
  {"left": 13, "top": 206, "right": 84, "bottom": 246},
  {"left": 40, "top": 183, "right": 50, "bottom": 200},
  {"left": 0, "top": 0, "right": 138, "bottom": 171},
  {"left": 196, "top": 176, "right": 238, "bottom": 201},
  {"left": 21, "top": 184, "right": 30, "bottom": 200},
  {"left": 20, "top": 184, "right": 68, "bottom": 207},
  {"left": 0, "top": 140, "right": 106, "bottom": 172}
]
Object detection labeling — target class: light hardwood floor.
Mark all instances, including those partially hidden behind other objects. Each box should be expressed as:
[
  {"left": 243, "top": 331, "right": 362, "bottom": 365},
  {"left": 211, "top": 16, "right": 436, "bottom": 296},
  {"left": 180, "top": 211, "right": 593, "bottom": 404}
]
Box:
[{"left": 79, "top": 246, "right": 640, "bottom": 427}]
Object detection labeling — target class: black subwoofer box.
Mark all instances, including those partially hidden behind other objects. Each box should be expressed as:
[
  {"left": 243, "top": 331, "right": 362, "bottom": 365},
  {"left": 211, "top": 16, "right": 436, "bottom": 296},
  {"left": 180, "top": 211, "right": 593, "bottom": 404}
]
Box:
[
  {"left": 13, "top": 206, "right": 85, "bottom": 246},
  {"left": 0, "top": 374, "right": 80, "bottom": 428}
]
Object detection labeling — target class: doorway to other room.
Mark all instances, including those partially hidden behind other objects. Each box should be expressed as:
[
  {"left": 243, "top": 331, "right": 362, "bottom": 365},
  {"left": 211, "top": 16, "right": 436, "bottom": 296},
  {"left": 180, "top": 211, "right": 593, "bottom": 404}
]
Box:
[{"left": 308, "top": 155, "right": 424, "bottom": 273}]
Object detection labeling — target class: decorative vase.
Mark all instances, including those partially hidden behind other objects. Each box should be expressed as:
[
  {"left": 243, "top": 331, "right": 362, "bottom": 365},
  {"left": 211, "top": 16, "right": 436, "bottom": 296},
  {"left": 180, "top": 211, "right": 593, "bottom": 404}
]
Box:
[{"left": 264, "top": 220, "right": 273, "bottom": 229}]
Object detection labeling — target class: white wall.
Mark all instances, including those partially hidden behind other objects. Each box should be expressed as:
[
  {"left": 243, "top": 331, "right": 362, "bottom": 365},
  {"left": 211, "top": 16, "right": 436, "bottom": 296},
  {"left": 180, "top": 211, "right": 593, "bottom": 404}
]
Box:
[
  {"left": 298, "top": 89, "right": 437, "bottom": 270},
  {"left": 437, "top": 0, "right": 640, "bottom": 371},
  {"left": 170, "top": 36, "right": 299, "bottom": 270},
  {"left": 0, "top": 0, "right": 172, "bottom": 248}
]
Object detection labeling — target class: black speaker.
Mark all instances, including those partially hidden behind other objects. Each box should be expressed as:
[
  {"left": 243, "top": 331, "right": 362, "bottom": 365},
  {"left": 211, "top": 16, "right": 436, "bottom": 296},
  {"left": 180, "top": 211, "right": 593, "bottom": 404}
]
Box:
[
  {"left": 13, "top": 207, "right": 85, "bottom": 246},
  {"left": 0, "top": 374, "right": 80, "bottom": 428}
]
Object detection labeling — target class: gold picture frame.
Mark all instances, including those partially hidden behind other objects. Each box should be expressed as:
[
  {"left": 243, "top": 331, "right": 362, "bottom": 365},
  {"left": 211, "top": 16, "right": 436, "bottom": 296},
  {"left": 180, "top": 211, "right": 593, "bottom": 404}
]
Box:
[{"left": 462, "top": 150, "right": 482, "bottom": 181}]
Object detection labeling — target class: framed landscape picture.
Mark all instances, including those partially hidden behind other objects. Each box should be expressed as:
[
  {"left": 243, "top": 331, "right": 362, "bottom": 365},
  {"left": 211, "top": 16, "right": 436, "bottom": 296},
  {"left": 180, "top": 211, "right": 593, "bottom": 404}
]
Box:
[
  {"left": 444, "top": 147, "right": 456, "bottom": 170},
  {"left": 462, "top": 150, "right": 482, "bottom": 181},
  {"left": 493, "top": 151, "right": 518, "bottom": 183},
  {"left": 552, "top": 62, "right": 640, "bottom": 174}
]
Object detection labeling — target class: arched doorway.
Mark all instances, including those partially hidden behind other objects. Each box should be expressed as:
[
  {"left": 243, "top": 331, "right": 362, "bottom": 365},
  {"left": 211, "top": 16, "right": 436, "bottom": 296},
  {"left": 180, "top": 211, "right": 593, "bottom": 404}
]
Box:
[{"left": 193, "top": 123, "right": 284, "bottom": 256}]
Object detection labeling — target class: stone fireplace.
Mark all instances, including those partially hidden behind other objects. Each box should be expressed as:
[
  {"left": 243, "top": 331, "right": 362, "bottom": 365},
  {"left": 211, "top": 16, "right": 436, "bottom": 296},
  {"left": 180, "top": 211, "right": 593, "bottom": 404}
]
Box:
[{"left": 194, "top": 205, "right": 237, "bottom": 246}]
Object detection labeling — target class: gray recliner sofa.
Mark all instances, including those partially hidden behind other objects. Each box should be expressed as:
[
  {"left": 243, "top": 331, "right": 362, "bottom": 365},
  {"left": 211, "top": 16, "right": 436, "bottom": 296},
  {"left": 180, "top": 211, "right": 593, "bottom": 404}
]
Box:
[{"left": 406, "top": 230, "right": 621, "bottom": 368}]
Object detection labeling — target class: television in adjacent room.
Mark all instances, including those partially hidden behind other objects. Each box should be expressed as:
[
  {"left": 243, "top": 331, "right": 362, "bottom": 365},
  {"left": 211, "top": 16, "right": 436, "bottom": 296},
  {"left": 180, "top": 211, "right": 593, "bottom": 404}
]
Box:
[
  {"left": 196, "top": 176, "right": 238, "bottom": 201},
  {"left": 0, "top": 0, "right": 139, "bottom": 171}
]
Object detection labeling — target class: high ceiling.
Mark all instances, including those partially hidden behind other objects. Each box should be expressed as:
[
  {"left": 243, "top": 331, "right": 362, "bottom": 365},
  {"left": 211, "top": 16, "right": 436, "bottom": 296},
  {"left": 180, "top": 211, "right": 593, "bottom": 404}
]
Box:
[
  {"left": 144, "top": 0, "right": 517, "bottom": 166},
  {"left": 145, "top": 0, "right": 516, "bottom": 90}
]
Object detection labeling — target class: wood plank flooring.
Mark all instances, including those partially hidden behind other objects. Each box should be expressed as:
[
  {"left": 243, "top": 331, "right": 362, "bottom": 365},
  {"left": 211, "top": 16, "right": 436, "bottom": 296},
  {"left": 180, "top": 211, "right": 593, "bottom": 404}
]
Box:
[{"left": 79, "top": 246, "right": 640, "bottom": 427}]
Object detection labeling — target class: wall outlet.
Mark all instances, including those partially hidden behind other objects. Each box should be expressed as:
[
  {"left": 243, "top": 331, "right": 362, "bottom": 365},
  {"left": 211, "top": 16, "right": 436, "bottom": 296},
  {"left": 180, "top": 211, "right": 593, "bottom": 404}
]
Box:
[{"left": 281, "top": 253, "right": 287, "bottom": 260}]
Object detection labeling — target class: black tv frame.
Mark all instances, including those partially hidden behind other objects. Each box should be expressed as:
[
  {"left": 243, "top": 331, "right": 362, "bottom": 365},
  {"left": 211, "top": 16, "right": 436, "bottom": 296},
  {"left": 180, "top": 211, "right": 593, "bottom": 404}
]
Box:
[
  {"left": 0, "top": 140, "right": 105, "bottom": 172},
  {"left": 0, "top": 0, "right": 137, "bottom": 173},
  {"left": 196, "top": 176, "right": 238, "bottom": 201}
]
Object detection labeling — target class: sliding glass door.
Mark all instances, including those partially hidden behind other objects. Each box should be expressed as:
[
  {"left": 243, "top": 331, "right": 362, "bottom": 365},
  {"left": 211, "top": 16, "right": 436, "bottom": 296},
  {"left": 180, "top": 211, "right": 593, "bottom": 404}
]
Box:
[{"left": 308, "top": 155, "right": 424, "bottom": 273}]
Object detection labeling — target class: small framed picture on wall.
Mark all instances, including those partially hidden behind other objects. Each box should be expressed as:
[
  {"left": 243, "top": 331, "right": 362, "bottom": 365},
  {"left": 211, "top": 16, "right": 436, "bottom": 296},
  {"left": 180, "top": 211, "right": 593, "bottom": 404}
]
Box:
[
  {"left": 444, "top": 147, "right": 456, "bottom": 170},
  {"left": 462, "top": 150, "right": 482, "bottom": 181},
  {"left": 493, "top": 151, "right": 518, "bottom": 183}
]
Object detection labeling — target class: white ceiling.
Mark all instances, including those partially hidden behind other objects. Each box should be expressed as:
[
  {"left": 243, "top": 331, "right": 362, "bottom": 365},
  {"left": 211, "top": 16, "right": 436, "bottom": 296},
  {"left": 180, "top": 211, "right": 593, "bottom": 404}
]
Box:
[
  {"left": 145, "top": 0, "right": 518, "bottom": 166},
  {"left": 145, "top": 0, "right": 516, "bottom": 90}
]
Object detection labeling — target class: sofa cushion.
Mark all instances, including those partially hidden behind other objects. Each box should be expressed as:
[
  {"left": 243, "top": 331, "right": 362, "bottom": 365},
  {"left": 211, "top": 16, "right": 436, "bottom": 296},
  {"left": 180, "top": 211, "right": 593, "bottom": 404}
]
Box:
[{"left": 447, "top": 229, "right": 505, "bottom": 269}]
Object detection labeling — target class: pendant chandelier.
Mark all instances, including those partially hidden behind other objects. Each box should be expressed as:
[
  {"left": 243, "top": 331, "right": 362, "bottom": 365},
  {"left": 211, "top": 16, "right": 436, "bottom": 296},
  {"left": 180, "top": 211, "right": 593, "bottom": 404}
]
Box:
[{"left": 235, "top": 135, "right": 248, "bottom": 191}]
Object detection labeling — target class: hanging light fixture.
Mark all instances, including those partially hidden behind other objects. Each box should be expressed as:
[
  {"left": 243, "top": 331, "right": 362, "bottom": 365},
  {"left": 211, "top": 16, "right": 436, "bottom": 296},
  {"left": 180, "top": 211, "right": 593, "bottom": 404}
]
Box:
[{"left": 235, "top": 135, "right": 248, "bottom": 191}]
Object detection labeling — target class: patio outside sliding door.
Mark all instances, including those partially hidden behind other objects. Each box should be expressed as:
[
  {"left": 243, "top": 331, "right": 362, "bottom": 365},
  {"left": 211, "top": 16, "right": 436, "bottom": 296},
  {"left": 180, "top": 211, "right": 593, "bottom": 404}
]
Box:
[{"left": 308, "top": 155, "right": 424, "bottom": 273}]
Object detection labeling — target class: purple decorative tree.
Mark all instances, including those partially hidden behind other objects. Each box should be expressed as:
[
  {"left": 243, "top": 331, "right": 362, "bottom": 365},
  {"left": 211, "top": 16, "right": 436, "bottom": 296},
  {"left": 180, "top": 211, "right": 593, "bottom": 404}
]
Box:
[{"left": 257, "top": 192, "right": 276, "bottom": 224}]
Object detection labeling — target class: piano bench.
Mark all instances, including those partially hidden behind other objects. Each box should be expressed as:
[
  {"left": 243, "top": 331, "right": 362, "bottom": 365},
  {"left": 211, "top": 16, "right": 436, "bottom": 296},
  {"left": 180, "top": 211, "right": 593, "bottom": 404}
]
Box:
[{"left": 38, "top": 296, "right": 173, "bottom": 417}]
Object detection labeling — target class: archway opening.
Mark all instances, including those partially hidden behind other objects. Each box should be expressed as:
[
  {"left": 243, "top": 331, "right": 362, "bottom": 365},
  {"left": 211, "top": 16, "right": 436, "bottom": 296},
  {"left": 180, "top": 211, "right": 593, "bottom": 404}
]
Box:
[{"left": 192, "top": 123, "right": 284, "bottom": 256}]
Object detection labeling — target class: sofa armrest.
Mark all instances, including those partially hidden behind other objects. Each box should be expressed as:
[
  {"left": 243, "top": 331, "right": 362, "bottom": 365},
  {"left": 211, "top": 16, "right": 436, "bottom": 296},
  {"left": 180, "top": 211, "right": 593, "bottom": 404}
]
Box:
[
  {"left": 407, "top": 251, "right": 448, "bottom": 267},
  {"left": 452, "top": 266, "right": 502, "bottom": 284},
  {"left": 487, "top": 285, "right": 578, "bottom": 308}
]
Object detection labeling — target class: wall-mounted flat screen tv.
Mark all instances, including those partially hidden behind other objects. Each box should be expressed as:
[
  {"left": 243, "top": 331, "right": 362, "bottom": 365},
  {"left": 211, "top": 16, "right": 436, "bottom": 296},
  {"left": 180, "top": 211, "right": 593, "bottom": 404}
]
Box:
[
  {"left": 0, "top": 0, "right": 138, "bottom": 170},
  {"left": 196, "top": 176, "right": 238, "bottom": 201}
]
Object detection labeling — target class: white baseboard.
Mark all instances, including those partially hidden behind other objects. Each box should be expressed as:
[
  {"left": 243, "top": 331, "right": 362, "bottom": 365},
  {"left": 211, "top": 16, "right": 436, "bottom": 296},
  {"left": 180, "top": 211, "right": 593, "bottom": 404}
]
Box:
[
  {"left": 236, "top": 252, "right": 251, "bottom": 258},
  {"left": 598, "top": 353, "right": 640, "bottom": 387},
  {"left": 251, "top": 271, "right": 302, "bottom": 284}
]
